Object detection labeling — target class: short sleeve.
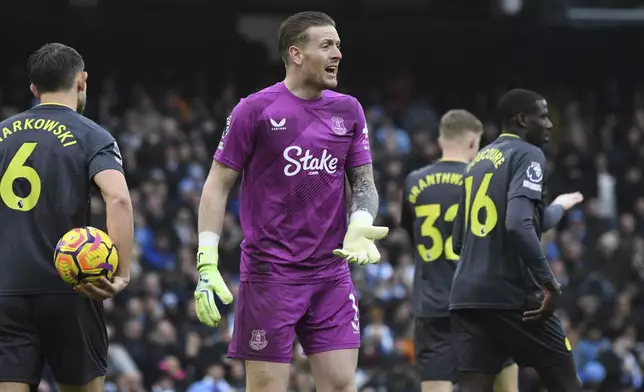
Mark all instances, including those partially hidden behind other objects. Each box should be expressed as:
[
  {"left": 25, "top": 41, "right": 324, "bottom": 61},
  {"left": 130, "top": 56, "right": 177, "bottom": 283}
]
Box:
[
  {"left": 214, "top": 99, "right": 256, "bottom": 172},
  {"left": 507, "top": 146, "right": 546, "bottom": 202},
  {"left": 345, "top": 99, "right": 373, "bottom": 169},
  {"left": 89, "top": 140, "right": 124, "bottom": 182}
]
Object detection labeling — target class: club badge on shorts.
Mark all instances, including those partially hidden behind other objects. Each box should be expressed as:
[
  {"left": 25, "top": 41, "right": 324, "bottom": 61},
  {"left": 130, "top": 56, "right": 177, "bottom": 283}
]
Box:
[{"left": 250, "top": 329, "right": 268, "bottom": 351}]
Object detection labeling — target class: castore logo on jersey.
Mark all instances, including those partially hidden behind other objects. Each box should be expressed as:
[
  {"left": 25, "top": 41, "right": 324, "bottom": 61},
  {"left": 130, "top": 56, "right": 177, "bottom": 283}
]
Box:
[{"left": 270, "top": 118, "right": 286, "bottom": 131}]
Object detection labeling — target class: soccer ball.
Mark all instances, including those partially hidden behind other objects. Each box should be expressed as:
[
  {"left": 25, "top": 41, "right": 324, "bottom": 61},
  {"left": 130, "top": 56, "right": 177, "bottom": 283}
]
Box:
[{"left": 54, "top": 226, "right": 119, "bottom": 286}]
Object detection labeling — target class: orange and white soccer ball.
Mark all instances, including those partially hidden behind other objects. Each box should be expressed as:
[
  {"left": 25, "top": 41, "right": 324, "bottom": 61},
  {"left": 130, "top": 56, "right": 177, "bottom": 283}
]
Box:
[{"left": 54, "top": 226, "right": 119, "bottom": 285}]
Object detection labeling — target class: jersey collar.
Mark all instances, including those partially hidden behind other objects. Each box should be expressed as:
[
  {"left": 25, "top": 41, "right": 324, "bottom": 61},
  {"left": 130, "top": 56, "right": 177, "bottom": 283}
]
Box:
[{"left": 498, "top": 133, "right": 520, "bottom": 139}]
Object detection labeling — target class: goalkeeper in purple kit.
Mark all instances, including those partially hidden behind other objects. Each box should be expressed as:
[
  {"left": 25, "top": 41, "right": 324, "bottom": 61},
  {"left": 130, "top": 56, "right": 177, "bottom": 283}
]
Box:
[{"left": 195, "top": 11, "right": 388, "bottom": 392}]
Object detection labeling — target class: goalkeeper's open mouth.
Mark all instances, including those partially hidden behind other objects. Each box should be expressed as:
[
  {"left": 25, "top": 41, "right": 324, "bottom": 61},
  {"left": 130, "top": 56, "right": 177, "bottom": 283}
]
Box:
[{"left": 324, "top": 65, "right": 338, "bottom": 77}]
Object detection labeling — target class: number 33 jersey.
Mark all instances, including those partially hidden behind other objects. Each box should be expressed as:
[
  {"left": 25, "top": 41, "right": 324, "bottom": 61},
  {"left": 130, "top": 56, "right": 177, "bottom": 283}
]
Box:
[
  {"left": 450, "top": 134, "right": 547, "bottom": 310},
  {"left": 402, "top": 160, "right": 467, "bottom": 318},
  {"left": 0, "top": 103, "right": 123, "bottom": 294}
]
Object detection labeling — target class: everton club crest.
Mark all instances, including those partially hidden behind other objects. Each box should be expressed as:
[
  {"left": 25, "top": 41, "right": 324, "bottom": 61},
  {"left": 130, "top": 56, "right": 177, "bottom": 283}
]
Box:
[
  {"left": 331, "top": 116, "right": 347, "bottom": 135},
  {"left": 250, "top": 329, "right": 268, "bottom": 351}
]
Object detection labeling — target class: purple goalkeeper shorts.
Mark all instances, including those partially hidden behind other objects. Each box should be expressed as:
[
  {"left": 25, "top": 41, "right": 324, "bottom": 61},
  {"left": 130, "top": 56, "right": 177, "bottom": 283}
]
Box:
[{"left": 228, "top": 276, "right": 361, "bottom": 363}]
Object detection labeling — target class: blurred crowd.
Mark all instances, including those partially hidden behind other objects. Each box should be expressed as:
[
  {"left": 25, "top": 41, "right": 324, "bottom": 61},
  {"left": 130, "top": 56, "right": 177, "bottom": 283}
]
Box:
[{"left": 1, "top": 45, "right": 644, "bottom": 392}]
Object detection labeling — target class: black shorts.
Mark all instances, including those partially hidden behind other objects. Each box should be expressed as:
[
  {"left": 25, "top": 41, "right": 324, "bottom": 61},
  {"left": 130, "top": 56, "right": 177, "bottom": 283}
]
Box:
[
  {"left": 451, "top": 309, "right": 572, "bottom": 374},
  {"left": 0, "top": 294, "right": 107, "bottom": 385},
  {"left": 414, "top": 317, "right": 457, "bottom": 382},
  {"left": 415, "top": 317, "right": 515, "bottom": 382}
]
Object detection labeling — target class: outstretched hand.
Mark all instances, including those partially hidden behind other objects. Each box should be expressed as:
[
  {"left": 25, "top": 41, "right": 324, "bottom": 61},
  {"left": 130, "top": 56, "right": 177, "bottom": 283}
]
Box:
[
  {"left": 552, "top": 192, "right": 584, "bottom": 211},
  {"left": 333, "top": 224, "right": 389, "bottom": 265}
]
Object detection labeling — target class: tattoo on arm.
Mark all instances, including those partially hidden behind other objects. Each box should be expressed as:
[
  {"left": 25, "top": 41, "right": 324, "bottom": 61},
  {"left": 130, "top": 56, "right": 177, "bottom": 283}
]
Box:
[{"left": 347, "top": 164, "right": 379, "bottom": 217}]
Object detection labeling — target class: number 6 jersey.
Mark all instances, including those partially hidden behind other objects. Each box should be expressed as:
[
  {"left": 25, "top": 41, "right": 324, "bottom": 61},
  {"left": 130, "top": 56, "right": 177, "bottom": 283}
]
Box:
[
  {"left": 0, "top": 103, "right": 123, "bottom": 294},
  {"left": 401, "top": 160, "right": 467, "bottom": 318},
  {"left": 450, "top": 133, "right": 546, "bottom": 310}
]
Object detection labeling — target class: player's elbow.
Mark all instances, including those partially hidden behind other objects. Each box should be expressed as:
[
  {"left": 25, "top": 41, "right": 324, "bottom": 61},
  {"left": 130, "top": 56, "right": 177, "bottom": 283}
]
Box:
[
  {"left": 505, "top": 214, "right": 523, "bottom": 236},
  {"left": 200, "top": 177, "right": 227, "bottom": 211},
  {"left": 506, "top": 213, "right": 536, "bottom": 242},
  {"left": 94, "top": 170, "right": 132, "bottom": 210},
  {"left": 104, "top": 192, "right": 132, "bottom": 210},
  {"left": 505, "top": 197, "right": 532, "bottom": 236}
]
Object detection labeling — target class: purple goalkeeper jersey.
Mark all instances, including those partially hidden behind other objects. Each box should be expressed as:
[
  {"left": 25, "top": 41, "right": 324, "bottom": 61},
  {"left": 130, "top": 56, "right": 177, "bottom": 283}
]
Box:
[{"left": 214, "top": 82, "right": 372, "bottom": 283}]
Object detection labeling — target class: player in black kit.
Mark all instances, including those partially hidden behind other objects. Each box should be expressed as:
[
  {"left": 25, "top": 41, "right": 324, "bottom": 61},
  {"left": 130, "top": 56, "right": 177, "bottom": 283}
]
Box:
[
  {"left": 0, "top": 43, "right": 133, "bottom": 392},
  {"left": 402, "top": 110, "right": 517, "bottom": 392},
  {"left": 449, "top": 89, "right": 583, "bottom": 392}
]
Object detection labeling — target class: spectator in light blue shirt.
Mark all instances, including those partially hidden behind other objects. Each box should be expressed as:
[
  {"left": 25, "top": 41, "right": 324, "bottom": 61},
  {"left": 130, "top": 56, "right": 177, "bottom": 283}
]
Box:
[
  {"left": 376, "top": 119, "right": 411, "bottom": 155},
  {"left": 186, "top": 364, "right": 233, "bottom": 392}
]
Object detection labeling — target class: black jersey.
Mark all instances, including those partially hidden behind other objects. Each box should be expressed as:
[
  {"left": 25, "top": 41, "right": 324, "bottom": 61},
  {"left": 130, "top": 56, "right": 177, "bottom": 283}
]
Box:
[
  {"left": 450, "top": 134, "right": 547, "bottom": 310},
  {"left": 402, "top": 160, "right": 467, "bottom": 317},
  {"left": 0, "top": 103, "right": 123, "bottom": 295}
]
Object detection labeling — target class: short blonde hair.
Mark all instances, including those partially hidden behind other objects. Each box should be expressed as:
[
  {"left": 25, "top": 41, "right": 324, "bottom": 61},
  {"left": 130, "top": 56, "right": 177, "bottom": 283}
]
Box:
[{"left": 439, "top": 109, "right": 483, "bottom": 140}]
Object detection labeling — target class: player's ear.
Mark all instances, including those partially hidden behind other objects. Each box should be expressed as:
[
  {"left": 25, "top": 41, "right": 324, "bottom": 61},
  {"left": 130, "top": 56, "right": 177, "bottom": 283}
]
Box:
[
  {"left": 77, "top": 71, "right": 88, "bottom": 92},
  {"left": 288, "top": 45, "right": 304, "bottom": 66},
  {"left": 517, "top": 113, "right": 527, "bottom": 128},
  {"left": 468, "top": 134, "right": 476, "bottom": 150},
  {"left": 29, "top": 83, "right": 40, "bottom": 99},
  {"left": 437, "top": 135, "right": 444, "bottom": 150}
]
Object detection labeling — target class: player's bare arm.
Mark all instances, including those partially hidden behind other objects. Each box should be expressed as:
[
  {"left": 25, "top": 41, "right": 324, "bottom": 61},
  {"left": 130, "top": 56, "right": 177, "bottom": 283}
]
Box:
[
  {"left": 194, "top": 160, "right": 236, "bottom": 327},
  {"left": 198, "top": 161, "right": 239, "bottom": 235},
  {"left": 347, "top": 163, "right": 379, "bottom": 217},
  {"left": 79, "top": 169, "right": 133, "bottom": 299}
]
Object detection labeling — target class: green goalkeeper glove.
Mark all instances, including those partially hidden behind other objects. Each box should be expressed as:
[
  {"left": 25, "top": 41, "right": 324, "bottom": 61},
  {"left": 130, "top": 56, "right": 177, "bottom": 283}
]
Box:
[
  {"left": 333, "top": 212, "right": 389, "bottom": 265},
  {"left": 194, "top": 242, "right": 233, "bottom": 327}
]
